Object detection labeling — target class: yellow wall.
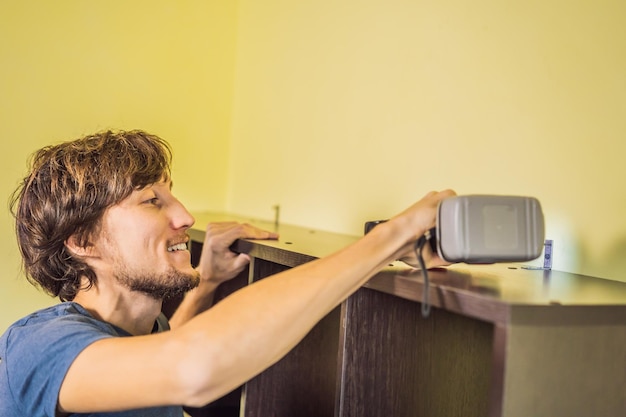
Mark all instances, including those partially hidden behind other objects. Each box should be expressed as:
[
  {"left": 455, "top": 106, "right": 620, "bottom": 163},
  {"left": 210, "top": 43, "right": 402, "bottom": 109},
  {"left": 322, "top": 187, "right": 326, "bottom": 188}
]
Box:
[
  {"left": 228, "top": 0, "right": 626, "bottom": 281},
  {"left": 0, "top": 0, "right": 238, "bottom": 331},
  {"left": 2, "top": 0, "right": 625, "bottom": 331}
]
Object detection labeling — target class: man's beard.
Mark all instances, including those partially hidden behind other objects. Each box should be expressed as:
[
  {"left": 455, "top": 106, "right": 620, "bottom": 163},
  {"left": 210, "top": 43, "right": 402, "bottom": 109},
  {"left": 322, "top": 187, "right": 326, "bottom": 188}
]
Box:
[{"left": 115, "top": 266, "right": 200, "bottom": 300}]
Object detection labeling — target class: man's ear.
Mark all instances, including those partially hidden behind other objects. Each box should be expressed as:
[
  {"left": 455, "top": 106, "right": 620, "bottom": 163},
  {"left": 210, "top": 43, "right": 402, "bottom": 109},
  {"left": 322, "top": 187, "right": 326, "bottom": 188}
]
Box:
[{"left": 65, "top": 234, "right": 98, "bottom": 258}]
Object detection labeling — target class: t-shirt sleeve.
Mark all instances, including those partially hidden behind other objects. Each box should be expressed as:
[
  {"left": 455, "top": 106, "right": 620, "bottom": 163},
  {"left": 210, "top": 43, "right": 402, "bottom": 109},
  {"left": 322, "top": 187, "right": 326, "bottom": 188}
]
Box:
[{"left": 4, "top": 315, "right": 113, "bottom": 417}]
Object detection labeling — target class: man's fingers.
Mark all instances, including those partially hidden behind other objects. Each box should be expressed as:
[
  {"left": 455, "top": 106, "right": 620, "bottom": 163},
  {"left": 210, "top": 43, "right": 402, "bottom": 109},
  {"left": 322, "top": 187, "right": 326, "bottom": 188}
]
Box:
[{"left": 205, "top": 222, "right": 279, "bottom": 244}]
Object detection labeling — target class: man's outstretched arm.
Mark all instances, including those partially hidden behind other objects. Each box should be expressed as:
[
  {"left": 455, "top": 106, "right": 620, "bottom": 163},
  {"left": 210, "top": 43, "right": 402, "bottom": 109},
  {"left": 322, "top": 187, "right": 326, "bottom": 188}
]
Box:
[{"left": 58, "top": 189, "right": 454, "bottom": 413}]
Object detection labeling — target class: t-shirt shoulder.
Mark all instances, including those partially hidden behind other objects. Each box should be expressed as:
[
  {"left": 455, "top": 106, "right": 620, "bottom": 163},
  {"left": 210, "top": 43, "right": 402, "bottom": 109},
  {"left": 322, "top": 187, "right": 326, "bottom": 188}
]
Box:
[{"left": 0, "top": 302, "right": 120, "bottom": 416}]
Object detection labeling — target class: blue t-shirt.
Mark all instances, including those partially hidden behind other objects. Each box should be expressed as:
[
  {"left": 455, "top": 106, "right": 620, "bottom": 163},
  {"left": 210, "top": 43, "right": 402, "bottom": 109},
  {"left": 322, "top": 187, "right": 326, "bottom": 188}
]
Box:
[{"left": 0, "top": 302, "right": 183, "bottom": 417}]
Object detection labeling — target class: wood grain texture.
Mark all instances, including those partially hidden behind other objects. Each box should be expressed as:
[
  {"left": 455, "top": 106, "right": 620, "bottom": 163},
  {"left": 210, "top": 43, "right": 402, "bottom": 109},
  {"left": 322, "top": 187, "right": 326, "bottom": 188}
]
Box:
[
  {"left": 242, "top": 258, "right": 340, "bottom": 417},
  {"left": 336, "top": 288, "right": 492, "bottom": 417}
]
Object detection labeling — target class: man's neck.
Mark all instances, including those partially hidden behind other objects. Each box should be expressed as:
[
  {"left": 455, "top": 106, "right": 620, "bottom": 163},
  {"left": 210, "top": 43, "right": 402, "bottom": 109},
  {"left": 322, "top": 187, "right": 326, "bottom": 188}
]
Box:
[{"left": 73, "top": 280, "right": 163, "bottom": 336}]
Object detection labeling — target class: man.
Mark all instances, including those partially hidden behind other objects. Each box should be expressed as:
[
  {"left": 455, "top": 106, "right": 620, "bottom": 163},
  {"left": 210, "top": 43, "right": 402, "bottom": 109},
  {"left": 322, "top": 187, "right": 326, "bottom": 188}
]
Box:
[{"left": 0, "top": 129, "right": 454, "bottom": 416}]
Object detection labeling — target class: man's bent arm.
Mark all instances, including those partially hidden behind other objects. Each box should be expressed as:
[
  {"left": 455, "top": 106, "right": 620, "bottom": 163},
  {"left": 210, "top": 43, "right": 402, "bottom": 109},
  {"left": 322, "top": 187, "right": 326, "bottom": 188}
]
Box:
[{"left": 170, "top": 222, "right": 279, "bottom": 328}]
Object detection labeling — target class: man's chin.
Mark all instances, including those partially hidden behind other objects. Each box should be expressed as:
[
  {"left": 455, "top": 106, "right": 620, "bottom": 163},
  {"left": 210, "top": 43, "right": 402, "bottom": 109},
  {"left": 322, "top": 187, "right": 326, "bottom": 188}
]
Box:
[
  {"left": 161, "top": 273, "right": 200, "bottom": 300},
  {"left": 124, "top": 270, "right": 200, "bottom": 300}
]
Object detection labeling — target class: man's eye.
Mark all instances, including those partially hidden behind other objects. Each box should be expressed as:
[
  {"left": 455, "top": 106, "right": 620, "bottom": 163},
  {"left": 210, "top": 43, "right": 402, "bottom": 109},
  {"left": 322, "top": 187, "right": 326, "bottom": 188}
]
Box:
[{"left": 145, "top": 197, "right": 160, "bottom": 205}]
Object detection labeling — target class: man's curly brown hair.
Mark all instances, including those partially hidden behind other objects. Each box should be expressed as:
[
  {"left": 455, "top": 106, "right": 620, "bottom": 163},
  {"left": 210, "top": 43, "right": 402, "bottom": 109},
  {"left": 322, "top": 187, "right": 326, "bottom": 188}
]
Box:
[{"left": 10, "top": 130, "right": 172, "bottom": 301}]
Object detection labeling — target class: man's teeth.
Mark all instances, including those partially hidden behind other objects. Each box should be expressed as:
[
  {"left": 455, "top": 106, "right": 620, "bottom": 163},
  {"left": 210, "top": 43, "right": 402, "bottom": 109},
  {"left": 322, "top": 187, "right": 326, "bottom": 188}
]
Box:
[{"left": 167, "top": 243, "right": 187, "bottom": 252}]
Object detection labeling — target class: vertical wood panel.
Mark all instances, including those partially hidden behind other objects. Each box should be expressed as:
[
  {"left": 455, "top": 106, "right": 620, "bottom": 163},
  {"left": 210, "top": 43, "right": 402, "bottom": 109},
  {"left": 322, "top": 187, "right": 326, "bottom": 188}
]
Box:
[
  {"left": 336, "top": 288, "right": 493, "bottom": 417},
  {"left": 502, "top": 323, "right": 626, "bottom": 416},
  {"left": 242, "top": 258, "right": 341, "bottom": 417}
]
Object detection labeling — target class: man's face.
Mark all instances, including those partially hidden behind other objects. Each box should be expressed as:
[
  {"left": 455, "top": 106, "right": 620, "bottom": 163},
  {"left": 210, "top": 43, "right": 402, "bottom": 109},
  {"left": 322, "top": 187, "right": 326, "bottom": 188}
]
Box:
[{"left": 93, "top": 180, "right": 200, "bottom": 299}]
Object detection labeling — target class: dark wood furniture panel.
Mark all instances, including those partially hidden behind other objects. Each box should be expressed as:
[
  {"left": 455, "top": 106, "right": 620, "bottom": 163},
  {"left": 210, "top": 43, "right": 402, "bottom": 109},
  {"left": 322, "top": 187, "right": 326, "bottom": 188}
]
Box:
[
  {"left": 337, "top": 288, "right": 493, "bottom": 417},
  {"left": 498, "top": 308, "right": 626, "bottom": 416},
  {"left": 242, "top": 259, "right": 340, "bottom": 417},
  {"left": 186, "top": 212, "right": 626, "bottom": 417}
]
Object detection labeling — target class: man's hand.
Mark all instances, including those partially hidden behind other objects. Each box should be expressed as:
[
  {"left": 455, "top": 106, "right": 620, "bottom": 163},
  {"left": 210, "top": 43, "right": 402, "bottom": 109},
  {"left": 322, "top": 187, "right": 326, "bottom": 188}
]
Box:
[
  {"left": 388, "top": 190, "right": 456, "bottom": 270},
  {"left": 170, "top": 222, "right": 279, "bottom": 328},
  {"left": 195, "top": 222, "right": 279, "bottom": 286}
]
